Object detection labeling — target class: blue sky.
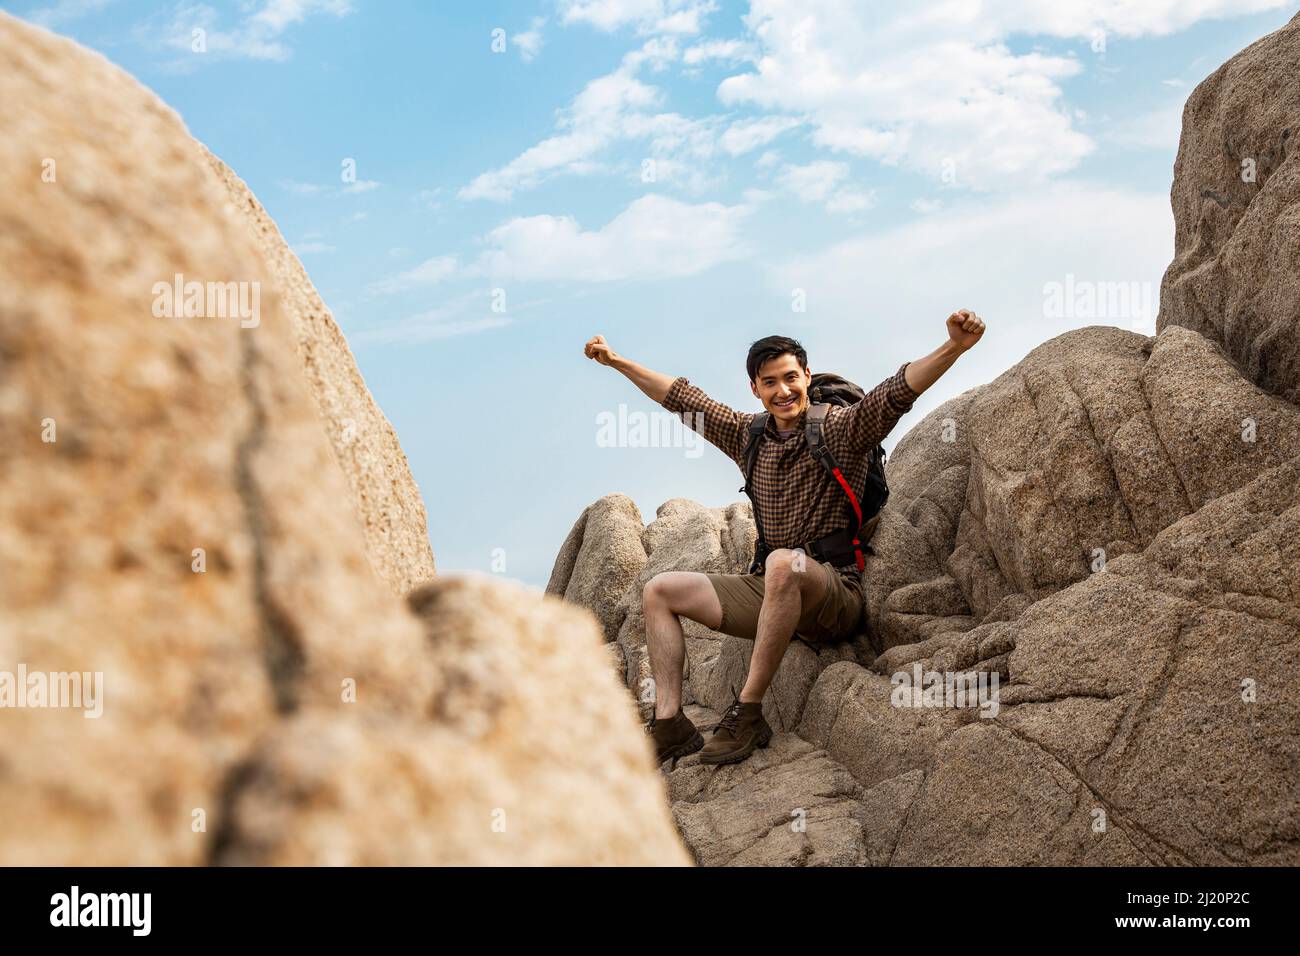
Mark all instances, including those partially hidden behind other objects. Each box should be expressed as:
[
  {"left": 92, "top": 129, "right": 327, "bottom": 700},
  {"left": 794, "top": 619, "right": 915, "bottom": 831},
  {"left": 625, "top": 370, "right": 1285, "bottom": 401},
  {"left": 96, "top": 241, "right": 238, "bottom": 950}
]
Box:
[{"left": 10, "top": 0, "right": 1297, "bottom": 590}]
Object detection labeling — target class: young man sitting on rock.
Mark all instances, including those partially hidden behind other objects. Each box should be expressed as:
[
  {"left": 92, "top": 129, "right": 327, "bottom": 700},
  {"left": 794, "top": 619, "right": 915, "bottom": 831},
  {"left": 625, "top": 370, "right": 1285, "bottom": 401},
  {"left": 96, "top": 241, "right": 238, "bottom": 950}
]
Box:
[{"left": 583, "top": 310, "right": 986, "bottom": 766}]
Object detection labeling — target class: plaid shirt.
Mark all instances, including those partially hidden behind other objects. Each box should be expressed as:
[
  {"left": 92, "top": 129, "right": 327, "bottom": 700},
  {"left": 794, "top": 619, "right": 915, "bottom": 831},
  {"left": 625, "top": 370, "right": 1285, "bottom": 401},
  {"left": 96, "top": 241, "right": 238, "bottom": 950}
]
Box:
[{"left": 662, "top": 364, "right": 919, "bottom": 586}]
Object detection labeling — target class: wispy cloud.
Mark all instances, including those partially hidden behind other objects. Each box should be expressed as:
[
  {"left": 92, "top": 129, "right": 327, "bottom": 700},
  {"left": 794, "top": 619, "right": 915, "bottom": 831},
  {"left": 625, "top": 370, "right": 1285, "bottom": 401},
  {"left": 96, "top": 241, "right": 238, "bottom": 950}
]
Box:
[
  {"left": 513, "top": 16, "right": 545, "bottom": 62},
  {"left": 25, "top": 0, "right": 115, "bottom": 28},
  {"left": 368, "top": 193, "right": 753, "bottom": 292},
  {"left": 1102, "top": 101, "right": 1186, "bottom": 151},
  {"left": 717, "top": 115, "right": 800, "bottom": 156},
  {"left": 279, "top": 177, "right": 382, "bottom": 197},
  {"left": 458, "top": 59, "right": 661, "bottom": 201},
  {"left": 293, "top": 241, "right": 335, "bottom": 254},
  {"left": 774, "top": 160, "right": 874, "bottom": 215},
  {"left": 560, "top": 0, "right": 717, "bottom": 36},
  {"left": 141, "top": 0, "right": 353, "bottom": 66},
  {"left": 458, "top": 36, "right": 726, "bottom": 201},
  {"left": 367, "top": 255, "right": 460, "bottom": 295},
  {"left": 353, "top": 290, "right": 514, "bottom": 345}
]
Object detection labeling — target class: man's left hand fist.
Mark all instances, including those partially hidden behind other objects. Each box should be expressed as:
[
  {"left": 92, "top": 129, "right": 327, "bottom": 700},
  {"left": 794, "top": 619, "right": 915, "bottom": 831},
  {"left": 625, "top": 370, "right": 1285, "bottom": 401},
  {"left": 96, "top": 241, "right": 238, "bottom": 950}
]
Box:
[{"left": 947, "top": 309, "right": 985, "bottom": 351}]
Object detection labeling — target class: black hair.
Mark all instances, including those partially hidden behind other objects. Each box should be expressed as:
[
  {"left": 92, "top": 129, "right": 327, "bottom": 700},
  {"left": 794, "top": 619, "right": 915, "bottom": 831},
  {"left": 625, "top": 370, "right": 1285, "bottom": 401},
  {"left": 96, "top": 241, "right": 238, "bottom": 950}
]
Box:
[{"left": 746, "top": 335, "right": 808, "bottom": 384}]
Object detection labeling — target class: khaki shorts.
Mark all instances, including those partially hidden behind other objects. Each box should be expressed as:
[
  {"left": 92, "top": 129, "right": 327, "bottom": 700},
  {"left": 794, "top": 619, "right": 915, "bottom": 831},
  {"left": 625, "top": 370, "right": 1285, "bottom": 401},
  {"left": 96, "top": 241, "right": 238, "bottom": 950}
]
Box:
[{"left": 704, "top": 559, "right": 864, "bottom": 644}]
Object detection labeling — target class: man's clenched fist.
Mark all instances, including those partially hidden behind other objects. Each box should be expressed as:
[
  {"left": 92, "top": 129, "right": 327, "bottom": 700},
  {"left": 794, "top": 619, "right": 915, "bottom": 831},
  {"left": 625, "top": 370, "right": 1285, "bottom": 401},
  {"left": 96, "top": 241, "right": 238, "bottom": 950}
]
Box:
[
  {"left": 584, "top": 334, "right": 621, "bottom": 367},
  {"left": 946, "top": 309, "right": 985, "bottom": 351}
]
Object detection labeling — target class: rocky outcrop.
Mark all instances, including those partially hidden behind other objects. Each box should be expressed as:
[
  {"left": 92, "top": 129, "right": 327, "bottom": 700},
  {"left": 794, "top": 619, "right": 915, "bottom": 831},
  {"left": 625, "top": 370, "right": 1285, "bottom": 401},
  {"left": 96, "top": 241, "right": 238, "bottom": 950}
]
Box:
[
  {"left": 0, "top": 12, "right": 688, "bottom": 866},
  {"left": 551, "top": 14, "right": 1300, "bottom": 863},
  {"left": 557, "top": 325, "right": 1300, "bottom": 866},
  {"left": 1158, "top": 11, "right": 1300, "bottom": 405}
]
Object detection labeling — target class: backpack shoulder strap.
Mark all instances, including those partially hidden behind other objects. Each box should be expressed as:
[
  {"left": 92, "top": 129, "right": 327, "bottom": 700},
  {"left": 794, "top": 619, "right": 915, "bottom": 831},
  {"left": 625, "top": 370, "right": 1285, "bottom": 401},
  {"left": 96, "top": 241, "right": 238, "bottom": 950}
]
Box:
[
  {"left": 803, "top": 403, "right": 837, "bottom": 473},
  {"left": 741, "top": 412, "right": 768, "bottom": 488},
  {"left": 805, "top": 403, "right": 869, "bottom": 560},
  {"left": 739, "top": 413, "right": 770, "bottom": 567}
]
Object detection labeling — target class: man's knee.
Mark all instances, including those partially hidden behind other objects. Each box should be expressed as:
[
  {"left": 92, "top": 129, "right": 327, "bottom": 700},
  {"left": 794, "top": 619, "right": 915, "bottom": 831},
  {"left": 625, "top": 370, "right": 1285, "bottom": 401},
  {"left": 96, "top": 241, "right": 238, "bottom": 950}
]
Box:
[
  {"left": 763, "top": 548, "right": 811, "bottom": 583},
  {"left": 643, "top": 572, "right": 670, "bottom": 609},
  {"left": 644, "top": 571, "right": 689, "bottom": 611},
  {"left": 643, "top": 571, "right": 722, "bottom": 630}
]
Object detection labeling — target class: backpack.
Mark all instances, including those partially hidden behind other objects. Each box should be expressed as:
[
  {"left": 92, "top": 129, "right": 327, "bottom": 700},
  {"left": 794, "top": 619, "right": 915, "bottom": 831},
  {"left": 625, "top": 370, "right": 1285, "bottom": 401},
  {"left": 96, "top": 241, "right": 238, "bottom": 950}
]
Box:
[{"left": 739, "top": 372, "right": 889, "bottom": 575}]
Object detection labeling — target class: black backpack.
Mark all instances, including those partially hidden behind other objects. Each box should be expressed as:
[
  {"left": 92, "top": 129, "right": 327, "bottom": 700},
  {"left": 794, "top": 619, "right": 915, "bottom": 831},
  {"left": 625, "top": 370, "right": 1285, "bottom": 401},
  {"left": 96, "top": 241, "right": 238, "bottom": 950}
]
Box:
[{"left": 739, "top": 372, "right": 889, "bottom": 575}]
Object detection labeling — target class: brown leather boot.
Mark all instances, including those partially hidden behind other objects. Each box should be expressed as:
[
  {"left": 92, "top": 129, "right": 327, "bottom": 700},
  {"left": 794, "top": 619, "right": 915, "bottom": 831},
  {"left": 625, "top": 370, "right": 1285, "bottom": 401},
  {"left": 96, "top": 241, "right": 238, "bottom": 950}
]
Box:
[
  {"left": 699, "top": 696, "right": 772, "bottom": 765},
  {"left": 645, "top": 708, "right": 704, "bottom": 765}
]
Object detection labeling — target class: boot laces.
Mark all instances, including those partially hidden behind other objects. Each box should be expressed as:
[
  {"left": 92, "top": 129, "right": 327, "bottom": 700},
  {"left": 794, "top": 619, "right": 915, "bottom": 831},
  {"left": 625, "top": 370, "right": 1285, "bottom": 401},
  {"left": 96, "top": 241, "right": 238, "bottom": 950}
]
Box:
[
  {"left": 713, "top": 686, "right": 747, "bottom": 736},
  {"left": 715, "top": 702, "right": 745, "bottom": 737}
]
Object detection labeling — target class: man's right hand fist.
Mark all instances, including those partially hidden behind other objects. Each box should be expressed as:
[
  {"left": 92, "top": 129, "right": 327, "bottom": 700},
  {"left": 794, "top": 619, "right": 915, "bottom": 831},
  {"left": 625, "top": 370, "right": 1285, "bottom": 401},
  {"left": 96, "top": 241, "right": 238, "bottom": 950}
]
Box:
[{"left": 584, "top": 334, "right": 621, "bottom": 367}]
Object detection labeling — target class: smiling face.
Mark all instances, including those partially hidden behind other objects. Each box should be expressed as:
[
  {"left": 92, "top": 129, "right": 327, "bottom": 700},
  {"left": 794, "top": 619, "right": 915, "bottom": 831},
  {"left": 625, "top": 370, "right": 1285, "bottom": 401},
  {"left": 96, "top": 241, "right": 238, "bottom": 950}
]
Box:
[{"left": 750, "top": 353, "right": 811, "bottom": 429}]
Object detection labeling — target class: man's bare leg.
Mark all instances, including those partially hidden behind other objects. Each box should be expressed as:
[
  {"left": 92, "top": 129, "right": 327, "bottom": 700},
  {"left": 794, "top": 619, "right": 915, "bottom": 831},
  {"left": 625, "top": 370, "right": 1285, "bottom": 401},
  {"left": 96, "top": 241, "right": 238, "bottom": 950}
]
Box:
[
  {"left": 642, "top": 571, "right": 723, "bottom": 719},
  {"left": 740, "top": 549, "right": 828, "bottom": 703}
]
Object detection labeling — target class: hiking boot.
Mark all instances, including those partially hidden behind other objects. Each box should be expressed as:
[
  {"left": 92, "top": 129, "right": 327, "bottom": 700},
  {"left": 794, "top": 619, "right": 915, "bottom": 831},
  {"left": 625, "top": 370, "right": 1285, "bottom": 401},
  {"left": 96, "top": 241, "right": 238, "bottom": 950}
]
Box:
[
  {"left": 645, "top": 708, "right": 704, "bottom": 765},
  {"left": 699, "top": 697, "right": 772, "bottom": 765}
]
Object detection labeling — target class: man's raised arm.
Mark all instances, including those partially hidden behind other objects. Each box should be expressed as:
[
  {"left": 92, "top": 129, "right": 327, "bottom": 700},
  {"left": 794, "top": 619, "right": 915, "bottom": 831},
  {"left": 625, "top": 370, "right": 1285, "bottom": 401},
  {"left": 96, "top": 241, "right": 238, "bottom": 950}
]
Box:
[
  {"left": 584, "top": 334, "right": 675, "bottom": 403},
  {"left": 837, "top": 308, "right": 986, "bottom": 455},
  {"left": 584, "top": 334, "right": 751, "bottom": 465}
]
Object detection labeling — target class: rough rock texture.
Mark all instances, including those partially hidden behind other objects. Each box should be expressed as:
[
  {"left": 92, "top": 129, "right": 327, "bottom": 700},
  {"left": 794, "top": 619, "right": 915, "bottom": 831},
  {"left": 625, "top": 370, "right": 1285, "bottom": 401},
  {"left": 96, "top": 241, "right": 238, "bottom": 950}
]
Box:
[
  {"left": 1158, "top": 11, "right": 1300, "bottom": 405},
  {"left": 551, "top": 17, "right": 1300, "bottom": 863},
  {"left": 0, "top": 13, "right": 688, "bottom": 866},
  {"left": 204, "top": 151, "right": 437, "bottom": 596}
]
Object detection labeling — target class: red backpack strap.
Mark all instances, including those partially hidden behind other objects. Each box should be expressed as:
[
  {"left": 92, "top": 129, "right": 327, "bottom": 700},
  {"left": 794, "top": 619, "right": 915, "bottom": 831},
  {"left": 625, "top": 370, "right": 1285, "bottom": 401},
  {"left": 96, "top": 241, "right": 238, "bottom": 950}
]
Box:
[{"left": 805, "top": 404, "right": 867, "bottom": 571}]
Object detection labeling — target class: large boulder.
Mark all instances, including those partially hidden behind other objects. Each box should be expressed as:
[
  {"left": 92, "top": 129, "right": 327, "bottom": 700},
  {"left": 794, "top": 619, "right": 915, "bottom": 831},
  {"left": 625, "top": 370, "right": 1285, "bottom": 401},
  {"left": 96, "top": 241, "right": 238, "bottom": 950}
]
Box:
[
  {"left": 872, "top": 324, "right": 1300, "bottom": 652},
  {"left": 205, "top": 150, "right": 438, "bottom": 596},
  {"left": 1158, "top": 10, "right": 1300, "bottom": 405},
  {"left": 0, "top": 12, "right": 689, "bottom": 866}
]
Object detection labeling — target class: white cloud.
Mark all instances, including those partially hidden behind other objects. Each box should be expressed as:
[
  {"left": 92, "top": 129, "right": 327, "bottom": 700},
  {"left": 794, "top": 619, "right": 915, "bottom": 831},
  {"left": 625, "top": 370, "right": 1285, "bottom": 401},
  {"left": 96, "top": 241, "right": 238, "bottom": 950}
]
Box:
[
  {"left": 1103, "top": 101, "right": 1186, "bottom": 151},
  {"left": 718, "top": 115, "right": 801, "bottom": 155},
  {"left": 26, "top": 0, "right": 115, "bottom": 28},
  {"left": 715, "top": 0, "right": 1288, "bottom": 188},
  {"left": 459, "top": 37, "right": 732, "bottom": 201},
  {"left": 363, "top": 314, "right": 513, "bottom": 345},
  {"left": 355, "top": 291, "right": 514, "bottom": 345},
  {"left": 514, "top": 16, "right": 546, "bottom": 62},
  {"left": 824, "top": 186, "right": 875, "bottom": 215},
  {"left": 414, "top": 188, "right": 443, "bottom": 210},
  {"left": 477, "top": 193, "right": 752, "bottom": 282},
  {"left": 368, "top": 255, "right": 460, "bottom": 295},
  {"left": 910, "top": 197, "right": 943, "bottom": 214},
  {"left": 153, "top": 0, "right": 352, "bottom": 63},
  {"left": 683, "top": 38, "right": 757, "bottom": 65},
  {"left": 985, "top": 0, "right": 1288, "bottom": 38},
  {"left": 369, "top": 194, "right": 750, "bottom": 290},
  {"left": 774, "top": 160, "right": 874, "bottom": 214},
  {"left": 459, "top": 64, "right": 661, "bottom": 201},
  {"left": 280, "top": 179, "right": 324, "bottom": 195},
  {"left": 280, "top": 177, "right": 380, "bottom": 197},
  {"left": 560, "top": 0, "right": 717, "bottom": 35},
  {"left": 775, "top": 160, "right": 846, "bottom": 202}
]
